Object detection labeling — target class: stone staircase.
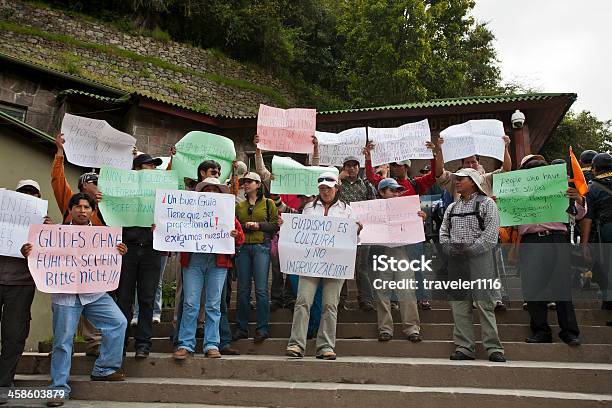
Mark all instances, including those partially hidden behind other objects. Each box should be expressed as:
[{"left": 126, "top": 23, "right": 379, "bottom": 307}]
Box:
[{"left": 13, "top": 292, "right": 612, "bottom": 407}]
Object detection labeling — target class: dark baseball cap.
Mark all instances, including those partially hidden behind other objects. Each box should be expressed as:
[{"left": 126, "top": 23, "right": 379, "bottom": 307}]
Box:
[{"left": 133, "top": 153, "right": 163, "bottom": 168}]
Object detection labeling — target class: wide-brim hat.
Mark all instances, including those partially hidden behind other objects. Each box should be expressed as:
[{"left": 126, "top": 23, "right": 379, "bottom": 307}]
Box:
[
  {"left": 452, "top": 168, "right": 487, "bottom": 195},
  {"left": 519, "top": 154, "right": 545, "bottom": 169},
  {"left": 195, "top": 177, "right": 230, "bottom": 193}
]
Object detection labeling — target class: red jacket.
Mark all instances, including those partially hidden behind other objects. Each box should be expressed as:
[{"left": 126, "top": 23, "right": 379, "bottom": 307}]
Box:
[
  {"left": 180, "top": 218, "right": 245, "bottom": 269},
  {"left": 365, "top": 158, "right": 436, "bottom": 196}
]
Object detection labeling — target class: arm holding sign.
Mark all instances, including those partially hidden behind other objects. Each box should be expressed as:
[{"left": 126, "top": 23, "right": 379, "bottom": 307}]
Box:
[
  {"left": 364, "top": 142, "right": 382, "bottom": 188},
  {"left": 310, "top": 135, "right": 320, "bottom": 166},
  {"left": 413, "top": 142, "right": 437, "bottom": 193},
  {"left": 51, "top": 133, "right": 74, "bottom": 214}
]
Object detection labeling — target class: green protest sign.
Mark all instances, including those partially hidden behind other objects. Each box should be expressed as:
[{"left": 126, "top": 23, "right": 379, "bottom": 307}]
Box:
[
  {"left": 98, "top": 167, "right": 179, "bottom": 227},
  {"left": 173, "top": 131, "right": 236, "bottom": 186},
  {"left": 493, "top": 163, "right": 568, "bottom": 226},
  {"left": 270, "top": 155, "right": 339, "bottom": 196}
]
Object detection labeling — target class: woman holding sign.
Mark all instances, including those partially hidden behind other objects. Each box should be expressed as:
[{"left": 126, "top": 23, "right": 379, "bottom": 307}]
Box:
[{"left": 285, "top": 172, "right": 362, "bottom": 360}]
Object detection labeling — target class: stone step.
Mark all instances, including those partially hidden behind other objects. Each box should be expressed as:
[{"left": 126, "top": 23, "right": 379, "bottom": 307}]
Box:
[
  {"left": 16, "top": 353, "right": 612, "bottom": 395},
  {"left": 5, "top": 401, "right": 254, "bottom": 408},
  {"left": 228, "top": 300, "right": 607, "bottom": 309},
  {"left": 136, "top": 322, "right": 612, "bottom": 344},
  {"left": 161, "top": 308, "right": 611, "bottom": 325},
  {"left": 13, "top": 375, "right": 612, "bottom": 408}
]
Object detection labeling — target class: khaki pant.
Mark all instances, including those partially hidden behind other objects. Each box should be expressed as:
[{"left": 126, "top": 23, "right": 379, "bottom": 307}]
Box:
[
  {"left": 450, "top": 300, "right": 503, "bottom": 357},
  {"left": 288, "top": 276, "right": 344, "bottom": 354},
  {"left": 78, "top": 316, "right": 101, "bottom": 351}
]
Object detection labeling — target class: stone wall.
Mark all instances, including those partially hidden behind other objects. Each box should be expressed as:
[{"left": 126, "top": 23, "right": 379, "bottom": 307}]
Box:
[{"left": 0, "top": 0, "right": 298, "bottom": 117}]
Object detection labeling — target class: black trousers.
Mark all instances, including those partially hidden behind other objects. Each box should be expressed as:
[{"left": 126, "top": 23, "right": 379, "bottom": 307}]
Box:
[
  {"left": 0, "top": 284, "right": 35, "bottom": 386},
  {"left": 526, "top": 301, "right": 579, "bottom": 340},
  {"left": 115, "top": 243, "right": 161, "bottom": 351},
  {"left": 270, "top": 255, "right": 295, "bottom": 307}
]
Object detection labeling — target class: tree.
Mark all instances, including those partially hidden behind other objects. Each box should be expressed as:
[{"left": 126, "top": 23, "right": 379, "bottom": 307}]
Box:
[{"left": 541, "top": 110, "right": 612, "bottom": 161}]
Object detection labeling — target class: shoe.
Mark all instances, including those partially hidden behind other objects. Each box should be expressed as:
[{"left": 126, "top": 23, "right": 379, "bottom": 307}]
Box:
[
  {"left": 205, "top": 349, "right": 222, "bottom": 358},
  {"left": 407, "top": 333, "right": 422, "bottom": 343},
  {"left": 390, "top": 302, "right": 399, "bottom": 311},
  {"left": 316, "top": 351, "right": 337, "bottom": 360},
  {"left": 488, "top": 352, "right": 506, "bottom": 362},
  {"left": 173, "top": 348, "right": 191, "bottom": 360},
  {"left": 85, "top": 344, "right": 100, "bottom": 357},
  {"left": 91, "top": 370, "right": 125, "bottom": 381},
  {"left": 135, "top": 349, "right": 149, "bottom": 359},
  {"left": 338, "top": 302, "right": 349, "bottom": 311},
  {"left": 285, "top": 301, "right": 296, "bottom": 310},
  {"left": 130, "top": 317, "right": 138, "bottom": 326},
  {"left": 359, "top": 301, "right": 375, "bottom": 312},
  {"left": 494, "top": 301, "right": 507, "bottom": 312},
  {"left": 525, "top": 335, "right": 552, "bottom": 343},
  {"left": 46, "top": 398, "right": 65, "bottom": 407},
  {"left": 286, "top": 345, "right": 304, "bottom": 358},
  {"left": 153, "top": 316, "right": 161, "bottom": 325},
  {"left": 547, "top": 302, "right": 557, "bottom": 310},
  {"left": 418, "top": 300, "right": 432, "bottom": 310},
  {"left": 250, "top": 300, "right": 256, "bottom": 310},
  {"left": 195, "top": 327, "right": 204, "bottom": 338},
  {"left": 253, "top": 331, "right": 270, "bottom": 343},
  {"left": 450, "top": 351, "right": 475, "bottom": 360},
  {"left": 270, "top": 302, "right": 283, "bottom": 312},
  {"left": 232, "top": 331, "right": 248, "bottom": 341},
  {"left": 522, "top": 302, "right": 528, "bottom": 310},
  {"left": 563, "top": 337, "right": 581, "bottom": 347},
  {"left": 220, "top": 346, "right": 240, "bottom": 355},
  {"left": 378, "top": 332, "right": 393, "bottom": 342}
]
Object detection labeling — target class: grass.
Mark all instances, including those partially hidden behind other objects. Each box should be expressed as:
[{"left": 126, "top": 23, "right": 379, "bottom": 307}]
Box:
[
  {"left": 59, "top": 51, "right": 82, "bottom": 75},
  {"left": 0, "top": 20, "right": 288, "bottom": 107},
  {"left": 168, "top": 82, "right": 185, "bottom": 94},
  {"left": 151, "top": 26, "right": 171, "bottom": 42},
  {"left": 138, "top": 67, "right": 153, "bottom": 79}
]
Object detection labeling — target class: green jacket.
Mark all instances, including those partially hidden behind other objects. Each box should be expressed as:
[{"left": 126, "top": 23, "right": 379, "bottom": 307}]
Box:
[{"left": 236, "top": 197, "right": 279, "bottom": 244}]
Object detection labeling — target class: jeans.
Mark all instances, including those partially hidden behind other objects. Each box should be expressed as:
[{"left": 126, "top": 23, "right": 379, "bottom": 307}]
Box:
[
  {"left": 289, "top": 274, "right": 322, "bottom": 337},
  {"left": 407, "top": 243, "right": 429, "bottom": 301},
  {"left": 177, "top": 254, "right": 227, "bottom": 353},
  {"left": 235, "top": 243, "right": 271, "bottom": 335},
  {"left": 0, "top": 285, "right": 35, "bottom": 387},
  {"left": 115, "top": 243, "right": 161, "bottom": 351},
  {"left": 133, "top": 254, "right": 168, "bottom": 321},
  {"left": 50, "top": 294, "right": 126, "bottom": 396}
]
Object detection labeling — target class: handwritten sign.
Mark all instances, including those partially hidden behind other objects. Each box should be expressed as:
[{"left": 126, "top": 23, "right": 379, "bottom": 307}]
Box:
[
  {"left": 279, "top": 214, "right": 358, "bottom": 279},
  {"left": 153, "top": 189, "right": 235, "bottom": 253},
  {"left": 270, "top": 156, "right": 339, "bottom": 196},
  {"left": 0, "top": 190, "right": 48, "bottom": 258},
  {"left": 440, "top": 119, "right": 505, "bottom": 163},
  {"left": 27, "top": 225, "right": 123, "bottom": 293},
  {"left": 351, "top": 196, "right": 425, "bottom": 244},
  {"left": 98, "top": 167, "right": 179, "bottom": 227},
  {"left": 368, "top": 119, "right": 432, "bottom": 166},
  {"left": 256, "top": 104, "right": 317, "bottom": 153},
  {"left": 493, "top": 164, "right": 568, "bottom": 226},
  {"left": 312, "top": 128, "right": 367, "bottom": 167},
  {"left": 61, "top": 113, "right": 136, "bottom": 169},
  {"left": 173, "top": 131, "right": 236, "bottom": 184}
]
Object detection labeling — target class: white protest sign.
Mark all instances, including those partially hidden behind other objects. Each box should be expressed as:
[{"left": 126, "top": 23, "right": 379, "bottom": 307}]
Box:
[
  {"left": 313, "top": 128, "right": 367, "bottom": 167},
  {"left": 153, "top": 189, "right": 235, "bottom": 253},
  {"left": 61, "top": 113, "right": 136, "bottom": 169},
  {"left": 0, "top": 189, "right": 48, "bottom": 258},
  {"left": 368, "top": 119, "right": 432, "bottom": 167},
  {"left": 279, "top": 214, "right": 358, "bottom": 279},
  {"left": 350, "top": 196, "right": 425, "bottom": 245},
  {"left": 440, "top": 119, "right": 505, "bottom": 163}
]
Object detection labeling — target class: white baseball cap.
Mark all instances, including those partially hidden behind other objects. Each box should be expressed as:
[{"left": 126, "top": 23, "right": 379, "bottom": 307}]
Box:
[{"left": 317, "top": 172, "right": 339, "bottom": 188}]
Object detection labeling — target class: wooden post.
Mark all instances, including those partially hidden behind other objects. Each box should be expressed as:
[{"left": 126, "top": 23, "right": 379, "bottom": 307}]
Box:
[{"left": 512, "top": 123, "right": 531, "bottom": 168}]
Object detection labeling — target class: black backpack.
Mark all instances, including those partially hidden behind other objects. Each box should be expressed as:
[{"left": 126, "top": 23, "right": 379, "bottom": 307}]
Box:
[{"left": 447, "top": 194, "right": 487, "bottom": 231}]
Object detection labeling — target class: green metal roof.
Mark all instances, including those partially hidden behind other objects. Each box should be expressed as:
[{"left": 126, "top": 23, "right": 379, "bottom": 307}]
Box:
[
  {"left": 58, "top": 89, "right": 131, "bottom": 104},
  {"left": 318, "top": 93, "right": 577, "bottom": 115},
  {"left": 0, "top": 110, "right": 55, "bottom": 145}
]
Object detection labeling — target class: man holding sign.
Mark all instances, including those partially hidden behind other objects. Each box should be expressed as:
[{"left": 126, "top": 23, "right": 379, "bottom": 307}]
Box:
[{"left": 21, "top": 193, "right": 128, "bottom": 407}]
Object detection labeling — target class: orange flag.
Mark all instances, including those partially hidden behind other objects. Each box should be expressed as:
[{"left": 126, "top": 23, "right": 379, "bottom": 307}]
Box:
[{"left": 569, "top": 146, "right": 588, "bottom": 196}]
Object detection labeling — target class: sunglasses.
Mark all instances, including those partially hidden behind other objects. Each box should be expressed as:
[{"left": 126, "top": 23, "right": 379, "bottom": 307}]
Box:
[{"left": 317, "top": 177, "right": 337, "bottom": 183}]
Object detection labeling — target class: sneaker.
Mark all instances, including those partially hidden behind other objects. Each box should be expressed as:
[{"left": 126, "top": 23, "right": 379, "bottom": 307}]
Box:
[
  {"left": 449, "top": 351, "right": 475, "bottom": 360},
  {"left": 173, "top": 348, "right": 191, "bottom": 360},
  {"left": 547, "top": 302, "right": 557, "bottom": 310},
  {"left": 338, "top": 301, "right": 349, "bottom": 311},
  {"left": 316, "top": 351, "right": 337, "bottom": 360},
  {"left": 418, "top": 300, "right": 432, "bottom": 310},
  {"left": 390, "top": 302, "right": 399, "bottom": 311},
  {"left": 494, "top": 301, "right": 507, "bottom": 312},
  {"left": 91, "top": 370, "right": 125, "bottom": 381},
  {"left": 378, "top": 332, "right": 393, "bottom": 342},
  {"left": 153, "top": 316, "right": 161, "bottom": 325},
  {"left": 286, "top": 345, "right": 303, "bottom": 358},
  {"left": 130, "top": 317, "right": 138, "bottom": 326},
  {"left": 488, "top": 352, "right": 506, "bottom": 362},
  {"left": 522, "top": 302, "right": 528, "bottom": 310},
  {"left": 205, "top": 349, "right": 222, "bottom": 358},
  {"left": 135, "top": 349, "right": 149, "bottom": 359},
  {"left": 407, "top": 333, "right": 422, "bottom": 343},
  {"left": 563, "top": 337, "right": 581, "bottom": 347}
]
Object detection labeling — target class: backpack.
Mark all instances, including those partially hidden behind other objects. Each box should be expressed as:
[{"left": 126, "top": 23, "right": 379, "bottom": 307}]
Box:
[{"left": 447, "top": 194, "right": 487, "bottom": 231}]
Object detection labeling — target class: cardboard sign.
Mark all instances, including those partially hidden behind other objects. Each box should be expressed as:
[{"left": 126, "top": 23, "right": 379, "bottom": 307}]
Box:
[
  {"left": 0, "top": 190, "right": 48, "bottom": 258},
  {"left": 173, "top": 131, "right": 236, "bottom": 184},
  {"left": 313, "top": 128, "right": 367, "bottom": 167},
  {"left": 61, "top": 113, "right": 136, "bottom": 169},
  {"left": 153, "top": 189, "right": 235, "bottom": 253},
  {"left": 440, "top": 119, "right": 505, "bottom": 163},
  {"left": 368, "top": 119, "right": 432, "bottom": 166},
  {"left": 279, "top": 214, "right": 358, "bottom": 279},
  {"left": 27, "top": 225, "right": 123, "bottom": 293},
  {"left": 270, "top": 156, "right": 339, "bottom": 196},
  {"left": 256, "top": 104, "right": 317, "bottom": 153}
]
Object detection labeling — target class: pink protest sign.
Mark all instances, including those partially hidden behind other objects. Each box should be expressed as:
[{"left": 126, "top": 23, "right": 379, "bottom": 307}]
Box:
[
  {"left": 27, "top": 224, "right": 123, "bottom": 294},
  {"left": 351, "top": 196, "right": 425, "bottom": 245},
  {"left": 256, "top": 104, "right": 317, "bottom": 153}
]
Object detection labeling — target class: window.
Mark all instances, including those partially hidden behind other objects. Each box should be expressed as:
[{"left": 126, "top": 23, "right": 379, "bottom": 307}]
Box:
[{"left": 0, "top": 103, "right": 27, "bottom": 121}]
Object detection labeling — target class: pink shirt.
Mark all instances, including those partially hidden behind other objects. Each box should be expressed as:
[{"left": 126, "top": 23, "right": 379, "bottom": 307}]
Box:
[{"left": 518, "top": 202, "right": 586, "bottom": 235}]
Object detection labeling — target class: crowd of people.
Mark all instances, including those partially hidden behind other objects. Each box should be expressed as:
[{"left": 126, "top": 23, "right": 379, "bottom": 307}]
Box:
[{"left": 0, "top": 130, "right": 611, "bottom": 407}]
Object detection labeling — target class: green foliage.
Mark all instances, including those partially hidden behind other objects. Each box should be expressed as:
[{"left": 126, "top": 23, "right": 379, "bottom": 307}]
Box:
[
  {"left": 59, "top": 51, "right": 82, "bottom": 75},
  {"left": 162, "top": 279, "right": 177, "bottom": 308},
  {"left": 541, "top": 110, "right": 612, "bottom": 162},
  {"left": 168, "top": 82, "right": 185, "bottom": 94},
  {"left": 151, "top": 26, "right": 171, "bottom": 42}
]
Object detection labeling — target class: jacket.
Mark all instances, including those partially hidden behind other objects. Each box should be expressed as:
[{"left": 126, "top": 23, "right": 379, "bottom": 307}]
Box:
[
  {"left": 365, "top": 158, "right": 436, "bottom": 196},
  {"left": 180, "top": 217, "right": 245, "bottom": 269},
  {"left": 0, "top": 255, "right": 34, "bottom": 285}
]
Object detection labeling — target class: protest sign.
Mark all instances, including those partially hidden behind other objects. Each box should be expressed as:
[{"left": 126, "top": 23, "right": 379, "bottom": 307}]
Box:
[
  {"left": 368, "top": 119, "right": 432, "bottom": 167},
  {"left": 493, "top": 163, "right": 568, "bottom": 226},
  {"left": 279, "top": 214, "right": 358, "bottom": 279},
  {"left": 270, "top": 156, "right": 339, "bottom": 196},
  {"left": 0, "top": 190, "right": 48, "bottom": 258},
  {"left": 313, "top": 128, "right": 367, "bottom": 167},
  {"left": 153, "top": 189, "right": 235, "bottom": 253},
  {"left": 256, "top": 104, "right": 317, "bottom": 153},
  {"left": 173, "top": 131, "right": 236, "bottom": 185},
  {"left": 98, "top": 167, "right": 179, "bottom": 227},
  {"left": 61, "top": 113, "right": 136, "bottom": 169},
  {"left": 27, "top": 224, "right": 123, "bottom": 293},
  {"left": 440, "top": 119, "right": 505, "bottom": 163},
  {"left": 351, "top": 196, "right": 425, "bottom": 245}
]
